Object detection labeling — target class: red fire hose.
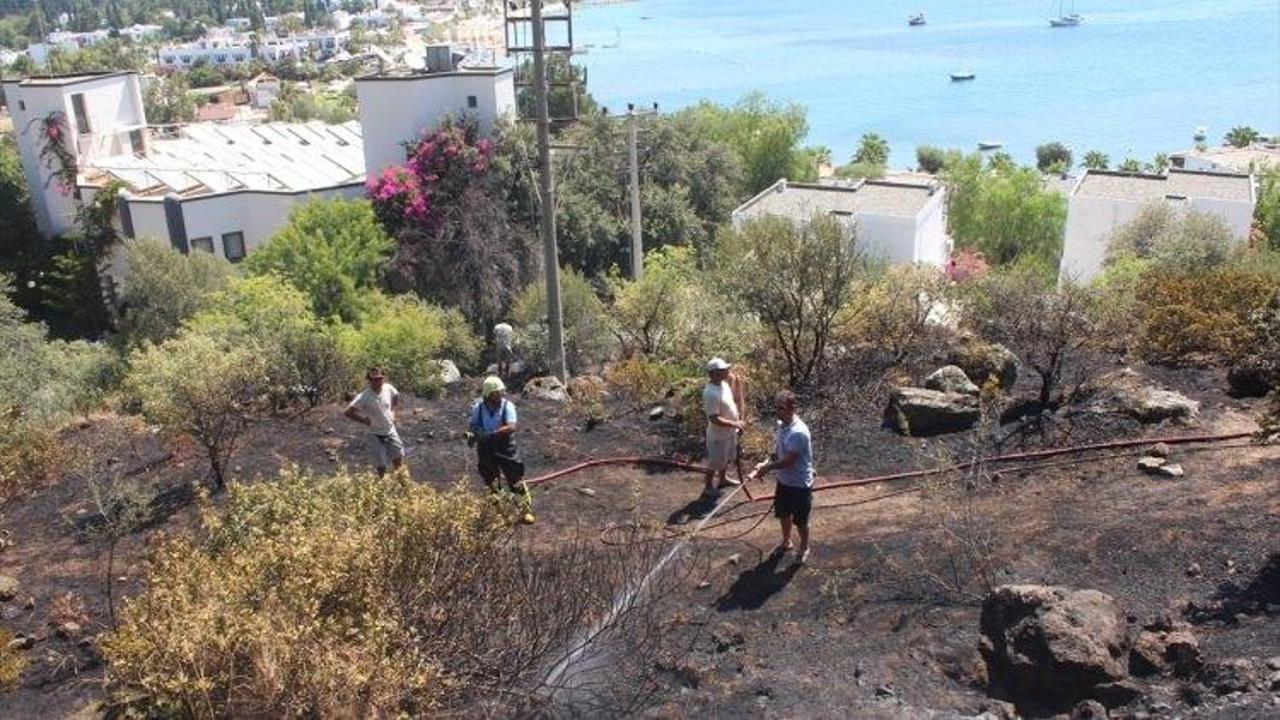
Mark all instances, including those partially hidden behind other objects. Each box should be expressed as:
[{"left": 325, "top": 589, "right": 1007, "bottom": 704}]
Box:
[{"left": 525, "top": 430, "right": 1258, "bottom": 502}]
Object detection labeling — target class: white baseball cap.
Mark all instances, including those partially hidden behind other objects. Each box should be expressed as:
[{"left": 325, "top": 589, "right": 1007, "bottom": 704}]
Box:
[{"left": 706, "top": 357, "right": 732, "bottom": 372}]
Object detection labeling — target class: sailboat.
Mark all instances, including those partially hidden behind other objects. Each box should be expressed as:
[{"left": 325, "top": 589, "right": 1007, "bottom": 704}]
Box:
[{"left": 1048, "top": 0, "right": 1083, "bottom": 27}]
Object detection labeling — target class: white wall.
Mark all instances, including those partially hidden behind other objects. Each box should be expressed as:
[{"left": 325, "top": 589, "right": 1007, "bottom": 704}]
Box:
[
  {"left": 912, "top": 190, "right": 949, "bottom": 267},
  {"left": 1060, "top": 195, "right": 1255, "bottom": 283},
  {"left": 356, "top": 69, "right": 515, "bottom": 175},
  {"left": 854, "top": 212, "right": 917, "bottom": 265},
  {"left": 4, "top": 74, "right": 145, "bottom": 236}
]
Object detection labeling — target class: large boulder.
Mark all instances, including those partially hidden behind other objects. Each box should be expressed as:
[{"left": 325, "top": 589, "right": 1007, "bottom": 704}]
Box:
[
  {"left": 885, "top": 387, "right": 979, "bottom": 436},
  {"left": 925, "top": 365, "right": 980, "bottom": 396},
  {"left": 1075, "top": 369, "right": 1199, "bottom": 424},
  {"left": 522, "top": 375, "right": 570, "bottom": 403},
  {"left": 436, "top": 359, "right": 462, "bottom": 386},
  {"left": 948, "top": 341, "right": 1019, "bottom": 390},
  {"left": 980, "top": 585, "right": 1129, "bottom": 710}
]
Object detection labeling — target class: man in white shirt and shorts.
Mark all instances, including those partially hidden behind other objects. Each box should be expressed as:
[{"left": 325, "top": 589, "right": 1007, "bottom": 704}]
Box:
[
  {"left": 343, "top": 367, "right": 405, "bottom": 477},
  {"left": 702, "top": 357, "right": 745, "bottom": 497},
  {"left": 493, "top": 322, "right": 515, "bottom": 378}
]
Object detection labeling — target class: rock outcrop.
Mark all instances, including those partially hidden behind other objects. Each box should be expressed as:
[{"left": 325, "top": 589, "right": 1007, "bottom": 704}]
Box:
[
  {"left": 980, "top": 585, "right": 1129, "bottom": 710},
  {"left": 885, "top": 387, "right": 980, "bottom": 436},
  {"left": 436, "top": 360, "right": 461, "bottom": 385},
  {"left": 1074, "top": 369, "right": 1198, "bottom": 424},
  {"left": 948, "top": 341, "right": 1018, "bottom": 390},
  {"left": 925, "top": 365, "right": 980, "bottom": 396},
  {"left": 522, "top": 375, "right": 570, "bottom": 403}
]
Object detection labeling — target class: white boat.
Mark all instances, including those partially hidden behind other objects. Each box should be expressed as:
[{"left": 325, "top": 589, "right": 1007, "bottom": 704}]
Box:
[
  {"left": 1193, "top": 126, "right": 1208, "bottom": 142},
  {"left": 978, "top": 141, "right": 1003, "bottom": 150},
  {"left": 909, "top": 12, "right": 926, "bottom": 26},
  {"left": 950, "top": 71, "right": 975, "bottom": 81},
  {"left": 1049, "top": 0, "right": 1083, "bottom": 26}
]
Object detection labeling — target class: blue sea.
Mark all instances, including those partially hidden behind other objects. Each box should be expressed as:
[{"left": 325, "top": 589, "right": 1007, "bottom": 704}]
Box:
[{"left": 573, "top": 0, "right": 1280, "bottom": 168}]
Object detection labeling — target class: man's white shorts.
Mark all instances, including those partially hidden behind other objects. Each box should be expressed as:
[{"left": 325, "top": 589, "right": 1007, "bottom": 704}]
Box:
[{"left": 705, "top": 430, "right": 738, "bottom": 471}]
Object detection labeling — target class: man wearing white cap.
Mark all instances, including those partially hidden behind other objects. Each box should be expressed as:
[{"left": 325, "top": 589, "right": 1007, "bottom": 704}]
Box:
[
  {"left": 702, "top": 357, "right": 745, "bottom": 497},
  {"left": 468, "top": 375, "right": 534, "bottom": 524}
]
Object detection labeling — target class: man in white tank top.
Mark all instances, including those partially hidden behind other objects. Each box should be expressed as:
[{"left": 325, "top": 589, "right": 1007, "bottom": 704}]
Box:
[{"left": 702, "top": 357, "right": 745, "bottom": 497}]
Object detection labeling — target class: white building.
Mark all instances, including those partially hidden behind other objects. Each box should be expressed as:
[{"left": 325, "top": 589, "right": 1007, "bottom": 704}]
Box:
[
  {"left": 82, "top": 121, "right": 366, "bottom": 270},
  {"left": 355, "top": 58, "right": 515, "bottom": 174},
  {"left": 1170, "top": 144, "right": 1280, "bottom": 174},
  {"left": 730, "top": 177, "right": 952, "bottom": 267},
  {"left": 1060, "top": 169, "right": 1257, "bottom": 282},
  {"left": 7, "top": 64, "right": 516, "bottom": 295},
  {"left": 3, "top": 71, "right": 149, "bottom": 236}
]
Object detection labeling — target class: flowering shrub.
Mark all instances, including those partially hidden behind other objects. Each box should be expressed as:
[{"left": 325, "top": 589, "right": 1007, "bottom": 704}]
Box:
[
  {"left": 946, "top": 249, "right": 990, "bottom": 283},
  {"left": 38, "top": 112, "right": 78, "bottom": 197},
  {"left": 366, "top": 119, "right": 494, "bottom": 235}
]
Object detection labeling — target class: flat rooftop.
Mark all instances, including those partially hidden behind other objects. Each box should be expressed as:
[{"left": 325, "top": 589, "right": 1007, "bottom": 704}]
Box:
[
  {"left": 1073, "top": 169, "right": 1254, "bottom": 203},
  {"left": 8, "top": 71, "right": 131, "bottom": 87},
  {"left": 734, "top": 178, "right": 939, "bottom": 220},
  {"left": 1172, "top": 144, "right": 1280, "bottom": 173},
  {"left": 83, "top": 121, "right": 365, "bottom": 197}
]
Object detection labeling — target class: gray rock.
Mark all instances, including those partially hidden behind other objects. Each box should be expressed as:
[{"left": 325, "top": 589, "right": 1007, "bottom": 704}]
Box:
[
  {"left": 1205, "top": 658, "right": 1257, "bottom": 694},
  {"left": 436, "top": 359, "right": 461, "bottom": 385},
  {"left": 925, "top": 365, "right": 981, "bottom": 396},
  {"left": 0, "top": 574, "right": 18, "bottom": 601},
  {"left": 55, "top": 621, "right": 81, "bottom": 638},
  {"left": 566, "top": 374, "right": 607, "bottom": 401},
  {"left": 1075, "top": 369, "right": 1199, "bottom": 424},
  {"left": 885, "top": 387, "right": 980, "bottom": 436},
  {"left": 980, "top": 585, "right": 1130, "bottom": 708},
  {"left": 1137, "top": 456, "right": 1166, "bottom": 473},
  {"left": 1130, "top": 630, "right": 1168, "bottom": 676},
  {"left": 1269, "top": 670, "right": 1280, "bottom": 692},
  {"left": 522, "top": 375, "right": 570, "bottom": 403},
  {"left": 1163, "top": 629, "right": 1202, "bottom": 676},
  {"left": 1072, "top": 698, "right": 1109, "bottom": 719},
  {"left": 949, "top": 341, "right": 1019, "bottom": 390},
  {"left": 576, "top": 487, "right": 596, "bottom": 497},
  {"left": 1147, "top": 442, "right": 1171, "bottom": 459},
  {"left": 1154, "top": 463, "right": 1184, "bottom": 479},
  {"left": 1092, "top": 679, "right": 1145, "bottom": 708}
]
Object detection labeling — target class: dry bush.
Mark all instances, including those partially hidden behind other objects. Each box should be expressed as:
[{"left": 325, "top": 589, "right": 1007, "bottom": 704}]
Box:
[
  {"left": 0, "top": 629, "right": 27, "bottom": 691},
  {"left": 0, "top": 419, "right": 60, "bottom": 504},
  {"left": 102, "top": 468, "right": 679, "bottom": 718},
  {"left": 604, "top": 357, "right": 684, "bottom": 406},
  {"left": 47, "top": 592, "right": 90, "bottom": 628},
  {"left": 836, "top": 264, "right": 953, "bottom": 365},
  {"left": 1136, "top": 268, "right": 1279, "bottom": 365}
]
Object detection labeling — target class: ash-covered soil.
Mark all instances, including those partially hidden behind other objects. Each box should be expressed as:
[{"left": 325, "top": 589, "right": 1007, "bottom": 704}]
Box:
[{"left": 1, "top": 364, "right": 1276, "bottom": 718}]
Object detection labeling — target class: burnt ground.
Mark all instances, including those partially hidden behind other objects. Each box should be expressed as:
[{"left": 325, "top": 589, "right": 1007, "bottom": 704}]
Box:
[{"left": 0, "top": 364, "right": 1277, "bottom": 718}]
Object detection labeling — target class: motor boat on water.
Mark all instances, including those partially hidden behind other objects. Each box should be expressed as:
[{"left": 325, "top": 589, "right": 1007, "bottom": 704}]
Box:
[
  {"left": 950, "top": 71, "right": 976, "bottom": 81},
  {"left": 978, "top": 141, "right": 1004, "bottom": 151},
  {"left": 909, "top": 12, "right": 926, "bottom": 26}
]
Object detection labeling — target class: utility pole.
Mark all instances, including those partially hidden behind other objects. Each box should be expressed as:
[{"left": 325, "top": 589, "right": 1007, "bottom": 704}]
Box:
[
  {"left": 530, "top": 0, "right": 568, "bottom": 380},
  {"left": 626, "top": 103, "right": 643, "bottom": 279}
]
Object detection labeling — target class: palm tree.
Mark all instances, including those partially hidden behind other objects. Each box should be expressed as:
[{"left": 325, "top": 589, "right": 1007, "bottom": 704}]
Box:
[
  {"left": 853, "top": 132, "right": 890, "bottom": 166},
  {"left": 1081, "top": 150, "right": 1109, "bottom": 171},
  {"left": 1117, "top": 157, "right": 1142, "bottom": 173},
  {"left": 1149, "top": 153, "right": 1169, "bottom": 174},
  {"left": 1224, "top": 126, "right": 1260, "bottom": 149}
]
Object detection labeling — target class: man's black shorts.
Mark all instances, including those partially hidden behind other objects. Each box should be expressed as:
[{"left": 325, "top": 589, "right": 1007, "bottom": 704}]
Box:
[{"left": 773, "top": 483, "right": 813, "bottom": 527}]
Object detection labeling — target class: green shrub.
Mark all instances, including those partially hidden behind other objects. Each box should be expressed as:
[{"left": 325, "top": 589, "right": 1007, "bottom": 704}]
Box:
[
  {"left": 245, "top": 198, "right": 392, "bottom": 322},
  {"left": 116, "top": 238, "right": 235, "bottom": 348},
  {"left": 126, "top": 329, "right": 268, "bottom": 491},
  {"left": 1106, "top": 203, "right": 1236, "bottom": 272},
  {"left": 188, "top": 276, "right": 353, "bottom": 408},
  {"left": 608, "top": 246, "right": 760, "bottom": 366},
  {"left": 339, "top": 292, "right": 478, "bottom": 396},
  {"left": 513, "top": 269, "right": 615, "bottom": 375}
]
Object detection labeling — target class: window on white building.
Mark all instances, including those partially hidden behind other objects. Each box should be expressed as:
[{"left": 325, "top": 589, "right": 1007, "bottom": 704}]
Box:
[
  {"left": 467, "top": 95, "right": 478, "bottom": 109},
  {"left": 17, "top": 100, "right": 24, "bottom": 111},
  {"left": 222, "top": 231, "right": 246, "bottom": 262},
  {"left": 190, "top": 236, "right": 214, "bottom": 253},
  {"left": 70, "top": 93, "right": 91, "bottom": 134},
  {"left": 129, "top": 129, "right": 145, "bottom": 155}
]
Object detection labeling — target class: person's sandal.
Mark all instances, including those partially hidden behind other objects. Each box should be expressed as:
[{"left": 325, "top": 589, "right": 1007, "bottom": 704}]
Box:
[{"left": 793, "top": 548, "right": 810, "bottom": 566}]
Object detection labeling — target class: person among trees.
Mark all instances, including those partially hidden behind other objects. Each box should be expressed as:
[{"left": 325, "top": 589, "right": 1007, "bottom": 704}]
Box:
[
  {"left": 468, "top": 376, "right": 535, "bottom": 524},
  {"left": 493, "top": 321, "right": 515, "bottom": 378},
  {"left": 748, "top": 390, "right": 815, "bottom": 566},
  {"left": 343, "top": 367, "right": 405, "bottom": 478},
  {"left": 703, "top": 357, "right": 746, "bottom": 497}
]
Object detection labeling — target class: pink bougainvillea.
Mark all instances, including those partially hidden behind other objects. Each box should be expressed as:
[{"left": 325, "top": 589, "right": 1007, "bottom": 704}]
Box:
[
  {"left": 38, "top": 112, "right": 79, "bottom": 198},
  {"left": 946, "top": 248, "right": 990, "bottom": 283},
  {"left": 368, "top": 118, "right": 494, "bottom": 234}
]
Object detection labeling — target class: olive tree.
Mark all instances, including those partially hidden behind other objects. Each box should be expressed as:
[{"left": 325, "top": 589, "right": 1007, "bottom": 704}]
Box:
[
  {"left": 116, "top": 238, "right": 235, "bottom": 348},
  {"left": 716, "top": 214, "right": 867, "bottom": 388},
  {"left": 127, "top": 331, "right": 267, "bottom": 492}
]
